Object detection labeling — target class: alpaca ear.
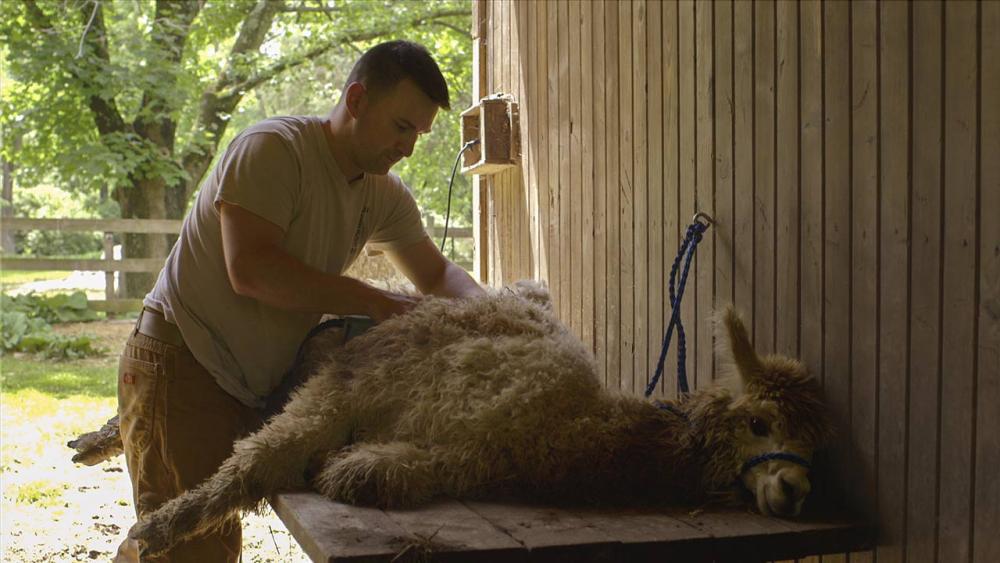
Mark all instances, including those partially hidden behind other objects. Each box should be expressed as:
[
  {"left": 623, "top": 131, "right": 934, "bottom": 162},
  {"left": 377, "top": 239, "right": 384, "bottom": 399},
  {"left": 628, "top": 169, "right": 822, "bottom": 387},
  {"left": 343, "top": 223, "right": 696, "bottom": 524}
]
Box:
[
  {"left": 509, "top": 279, "right": 552, "bottom": 310},
  {"left": 716, "top": 305, "right": 763, "bottom": 388}
]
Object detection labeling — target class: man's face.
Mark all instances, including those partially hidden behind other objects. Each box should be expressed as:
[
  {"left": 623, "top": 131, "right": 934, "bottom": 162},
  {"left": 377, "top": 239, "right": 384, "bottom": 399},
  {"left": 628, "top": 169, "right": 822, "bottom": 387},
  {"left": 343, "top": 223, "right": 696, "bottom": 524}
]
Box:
[{"left": 351, "top": 78, "right": 439, "bottom": 175}]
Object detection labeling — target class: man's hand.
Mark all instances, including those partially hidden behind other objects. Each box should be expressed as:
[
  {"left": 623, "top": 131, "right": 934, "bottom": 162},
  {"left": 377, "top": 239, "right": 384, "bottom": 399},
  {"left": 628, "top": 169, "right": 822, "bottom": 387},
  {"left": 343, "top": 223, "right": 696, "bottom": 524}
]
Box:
[{"left": 368, "top": 290, "right": 423, "bottom": 322}]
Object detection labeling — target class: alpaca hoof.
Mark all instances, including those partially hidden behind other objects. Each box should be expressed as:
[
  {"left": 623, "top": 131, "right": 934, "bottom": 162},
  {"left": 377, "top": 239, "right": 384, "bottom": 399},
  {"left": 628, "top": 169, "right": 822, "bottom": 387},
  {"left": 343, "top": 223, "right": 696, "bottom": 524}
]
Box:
[
  {"left": 328, "top": 474, "right": 383, "bottom": 507},
  {"left": 318, "top": 466, "right": 414, "bottom": 509},
  {"left": 329, "top": 480, "right": 422, "bottom": 509},
  {"left": 128, "top": 521, "right": 168, "bottom": 557}
]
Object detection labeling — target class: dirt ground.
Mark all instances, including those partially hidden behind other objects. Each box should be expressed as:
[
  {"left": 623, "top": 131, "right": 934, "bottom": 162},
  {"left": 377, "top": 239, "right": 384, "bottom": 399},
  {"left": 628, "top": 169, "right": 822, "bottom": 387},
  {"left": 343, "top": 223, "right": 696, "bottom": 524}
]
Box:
[
  {"left": 50, "top": 317, "right": 137, "bottom": 351},
  {"left": 1, "top": 319, "right": 308, "bottom": 562}
]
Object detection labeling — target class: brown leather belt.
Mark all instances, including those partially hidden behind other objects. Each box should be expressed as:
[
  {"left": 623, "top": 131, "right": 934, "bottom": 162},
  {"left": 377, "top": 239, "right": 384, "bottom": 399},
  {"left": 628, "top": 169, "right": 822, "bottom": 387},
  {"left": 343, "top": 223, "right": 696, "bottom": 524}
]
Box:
[{"left": 136, "top": 307, "right": 185, "bottom": 348}]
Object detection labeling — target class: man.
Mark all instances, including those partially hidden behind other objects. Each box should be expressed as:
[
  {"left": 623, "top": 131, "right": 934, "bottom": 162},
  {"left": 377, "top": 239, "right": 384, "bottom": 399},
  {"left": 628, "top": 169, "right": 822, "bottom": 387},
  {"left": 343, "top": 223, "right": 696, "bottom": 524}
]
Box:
[{"left": 116, "top": 40, "right": 484, "bottom": 562}]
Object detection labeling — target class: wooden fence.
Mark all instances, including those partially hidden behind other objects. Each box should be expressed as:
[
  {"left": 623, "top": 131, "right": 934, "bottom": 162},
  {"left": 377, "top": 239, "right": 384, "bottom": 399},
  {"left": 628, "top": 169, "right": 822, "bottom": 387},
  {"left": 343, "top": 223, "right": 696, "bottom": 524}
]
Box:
[
  {"left": 2, "top": 216, "right": 472, "bottom": 312},
  {"left": 2, "top": 217, "right": 182, "bottom": 313}
]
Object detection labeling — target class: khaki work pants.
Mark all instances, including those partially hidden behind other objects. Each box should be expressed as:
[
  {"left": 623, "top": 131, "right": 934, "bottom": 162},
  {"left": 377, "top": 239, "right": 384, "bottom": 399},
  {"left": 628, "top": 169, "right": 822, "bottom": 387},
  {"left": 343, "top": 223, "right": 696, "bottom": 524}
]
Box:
[{"left": 116, "top": 328, "right": 260, "bottom": 562}]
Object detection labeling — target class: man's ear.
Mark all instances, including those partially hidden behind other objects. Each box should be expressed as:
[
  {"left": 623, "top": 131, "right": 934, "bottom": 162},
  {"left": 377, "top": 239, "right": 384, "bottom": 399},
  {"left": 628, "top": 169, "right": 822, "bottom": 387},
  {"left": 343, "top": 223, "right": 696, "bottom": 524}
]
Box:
[{"left": 344, "top": 82, "right": 368, "bottom": 119}]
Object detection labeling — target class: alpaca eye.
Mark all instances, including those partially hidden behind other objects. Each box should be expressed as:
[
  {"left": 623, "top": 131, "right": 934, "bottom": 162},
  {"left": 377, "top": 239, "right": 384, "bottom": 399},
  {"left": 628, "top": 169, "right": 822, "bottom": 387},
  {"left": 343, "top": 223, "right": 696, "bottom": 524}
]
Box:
[{"left": 749, "top": 417, "right": 770, "bottom": 437}]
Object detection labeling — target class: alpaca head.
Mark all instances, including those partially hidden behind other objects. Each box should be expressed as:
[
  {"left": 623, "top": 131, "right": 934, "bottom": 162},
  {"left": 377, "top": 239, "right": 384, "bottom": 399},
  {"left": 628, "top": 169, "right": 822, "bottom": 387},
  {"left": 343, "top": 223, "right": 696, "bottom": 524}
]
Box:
[
  {"left": 506, "top": 279, "right": 553, "bottom": 311},
  {"left": 714, "top": 306, "right": 833, "bottom": 517}
]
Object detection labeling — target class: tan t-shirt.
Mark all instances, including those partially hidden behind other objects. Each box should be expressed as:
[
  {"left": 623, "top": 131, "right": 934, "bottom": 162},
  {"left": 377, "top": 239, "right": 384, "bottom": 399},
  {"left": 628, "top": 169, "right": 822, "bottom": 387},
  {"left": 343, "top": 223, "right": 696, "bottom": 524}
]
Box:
[{"left": 144, "top": 116, "right": 429, "bottom": 407}]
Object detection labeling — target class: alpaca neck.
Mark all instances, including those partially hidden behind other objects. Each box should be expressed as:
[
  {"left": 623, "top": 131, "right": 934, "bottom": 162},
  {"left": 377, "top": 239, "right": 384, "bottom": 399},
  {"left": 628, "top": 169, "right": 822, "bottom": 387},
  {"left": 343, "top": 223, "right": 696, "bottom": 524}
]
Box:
[
  {"left": 593, "top": 388, "right": 744, "bottom": 501},
  {"left": 586, "top": 395, "right": 706, "bottom": 501},
  {"left": 669, "top": 387, "right": 743, "bottom": 492}
]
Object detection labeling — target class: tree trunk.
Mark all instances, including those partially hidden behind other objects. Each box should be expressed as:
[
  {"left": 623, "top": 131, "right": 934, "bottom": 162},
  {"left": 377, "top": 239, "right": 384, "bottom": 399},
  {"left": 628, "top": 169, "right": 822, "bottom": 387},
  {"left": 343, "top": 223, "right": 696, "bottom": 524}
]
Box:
[
  {"left": 1, "top": 134, "right": 21, "bottom": 253},
  {"left": 1, "top": 162, "right": 15, "bottom": 253},
  {"left": 119, "top": 177, "right": 169, "bottom": 298}
]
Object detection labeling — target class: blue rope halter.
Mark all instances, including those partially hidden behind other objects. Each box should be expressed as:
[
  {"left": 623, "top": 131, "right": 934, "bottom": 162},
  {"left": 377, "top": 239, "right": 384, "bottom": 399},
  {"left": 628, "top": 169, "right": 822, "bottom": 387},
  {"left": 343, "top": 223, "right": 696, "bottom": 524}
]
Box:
[
  {"left": 740, "top": 452, "right": 812, "bottom": 474},
  {"left": 645, "top": 213, "right": 811, "bottom": 477}
]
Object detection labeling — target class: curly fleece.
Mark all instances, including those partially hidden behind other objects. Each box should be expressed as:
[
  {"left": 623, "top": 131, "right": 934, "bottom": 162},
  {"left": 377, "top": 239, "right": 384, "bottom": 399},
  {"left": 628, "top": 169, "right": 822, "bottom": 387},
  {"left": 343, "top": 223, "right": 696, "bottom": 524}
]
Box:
[{"left": 130, "top": 280, "right": 831, "bottom": 556}]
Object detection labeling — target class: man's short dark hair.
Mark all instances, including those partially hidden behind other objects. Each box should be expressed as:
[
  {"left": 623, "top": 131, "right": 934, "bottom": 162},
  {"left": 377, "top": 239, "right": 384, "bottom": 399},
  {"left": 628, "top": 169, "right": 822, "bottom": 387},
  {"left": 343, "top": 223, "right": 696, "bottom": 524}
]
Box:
[{"left": 346, "top": 40, "right": 450, "bottom": 110}]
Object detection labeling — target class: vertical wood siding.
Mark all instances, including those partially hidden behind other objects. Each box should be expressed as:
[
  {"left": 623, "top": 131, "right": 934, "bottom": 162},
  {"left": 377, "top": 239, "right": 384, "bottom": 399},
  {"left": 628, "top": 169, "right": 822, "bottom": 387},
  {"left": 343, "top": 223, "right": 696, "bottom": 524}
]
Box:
[{"left": 480, "top": 1, "right": 999, "bottom": 560}]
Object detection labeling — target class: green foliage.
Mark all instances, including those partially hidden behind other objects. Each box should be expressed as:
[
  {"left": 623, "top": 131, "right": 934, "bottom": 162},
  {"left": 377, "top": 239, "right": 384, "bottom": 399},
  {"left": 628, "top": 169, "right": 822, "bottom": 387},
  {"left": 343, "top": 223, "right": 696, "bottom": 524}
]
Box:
[
  {"left": 1, "top": 291, "right": 103, "bottom": 360},
  {"left": 3, "top": 291, "right": 99, "bottom": 324},
  {"left": 13, "top": 331, "right": 103, "bottom": 360},
  {"left": 0, "top": 310, "right": 48, "bottom": 349},
  {"left": 1, "top": 0, "right": 473, "bottom": 229}
]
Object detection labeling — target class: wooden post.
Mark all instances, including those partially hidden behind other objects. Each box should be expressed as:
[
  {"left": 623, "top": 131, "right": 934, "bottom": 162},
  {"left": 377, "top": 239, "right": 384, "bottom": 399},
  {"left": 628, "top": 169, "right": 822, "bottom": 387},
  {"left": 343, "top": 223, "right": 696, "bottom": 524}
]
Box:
[
  {"left": 472, "top": 0, "right": 489, "bottom": 283},
  {"left": 103, "top": 232, "right": 116, "bottom": 317},
  {"left": 103, "top": 233, "right": 115, "bottom": 300}
]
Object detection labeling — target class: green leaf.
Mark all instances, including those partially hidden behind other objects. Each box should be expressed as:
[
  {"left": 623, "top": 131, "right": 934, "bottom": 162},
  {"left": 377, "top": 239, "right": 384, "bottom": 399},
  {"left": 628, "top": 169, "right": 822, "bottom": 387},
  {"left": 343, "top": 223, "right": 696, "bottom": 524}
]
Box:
[{"left": 1, "top": 311, "right": 30, "bottom": 349}]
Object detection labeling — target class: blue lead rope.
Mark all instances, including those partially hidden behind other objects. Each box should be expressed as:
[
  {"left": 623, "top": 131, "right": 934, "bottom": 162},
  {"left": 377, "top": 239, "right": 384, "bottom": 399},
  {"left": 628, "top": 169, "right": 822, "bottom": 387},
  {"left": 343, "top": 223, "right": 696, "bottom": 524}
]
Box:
[
  {"left": 645, "top": 213, "right": 712, "bottom": 399},
  {"left": 643, "top": 214, "right": 814, "bottom": 478}
]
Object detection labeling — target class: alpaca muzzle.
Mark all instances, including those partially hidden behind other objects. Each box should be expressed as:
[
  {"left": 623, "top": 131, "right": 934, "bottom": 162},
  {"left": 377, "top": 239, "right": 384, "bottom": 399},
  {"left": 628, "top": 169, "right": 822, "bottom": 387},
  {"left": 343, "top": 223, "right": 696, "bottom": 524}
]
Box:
[{"left": 751, "top": 463, "right": 811, "bottom": 517}]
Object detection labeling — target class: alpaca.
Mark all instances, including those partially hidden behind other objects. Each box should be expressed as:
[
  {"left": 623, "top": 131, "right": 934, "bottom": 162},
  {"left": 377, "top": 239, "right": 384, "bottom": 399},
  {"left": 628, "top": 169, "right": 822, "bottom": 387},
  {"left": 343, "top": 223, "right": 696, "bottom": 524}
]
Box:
[{"left": 129, "top": 281, "right": 832, "bottom": 556}]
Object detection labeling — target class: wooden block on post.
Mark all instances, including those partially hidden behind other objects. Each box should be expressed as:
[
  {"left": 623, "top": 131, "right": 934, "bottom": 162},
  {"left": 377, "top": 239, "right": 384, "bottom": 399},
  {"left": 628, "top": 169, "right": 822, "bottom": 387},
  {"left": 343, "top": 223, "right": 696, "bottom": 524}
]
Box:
[{"left": 461, "top": 94, "right": 520, "bottom": 176}]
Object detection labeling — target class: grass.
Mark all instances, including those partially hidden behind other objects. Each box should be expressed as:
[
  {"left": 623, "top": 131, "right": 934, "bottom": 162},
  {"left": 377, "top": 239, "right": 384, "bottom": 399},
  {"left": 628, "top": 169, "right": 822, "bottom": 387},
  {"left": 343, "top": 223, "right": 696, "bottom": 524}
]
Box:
[
  {"left": 13, "top": 481, "right": 68, "bottom": 508},
  {"left": 0, "top": 356, "right": 117, "bottom": 399},
  {"left": 0, "top": 270, "right": 72, "bottom": 288},
  {"left": 0, "top": 269, "right": 70, "bottom": 284},
  {"left": 2, "top": 356, "right": 132, "bottom": 562},
  {"left": 1, "top": 328, "right": 308, "bottom": 562}
]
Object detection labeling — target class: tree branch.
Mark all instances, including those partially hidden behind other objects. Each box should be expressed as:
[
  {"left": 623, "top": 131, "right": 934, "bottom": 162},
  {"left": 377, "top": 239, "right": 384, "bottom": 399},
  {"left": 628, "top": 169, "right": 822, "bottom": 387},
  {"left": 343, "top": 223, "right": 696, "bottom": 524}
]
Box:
[
  {"left": 173, "top": 0, "right": 284, "bottom": 212},
  {"left": 211, "top": 0, "right": 285, "bottom": 98},
  {"left": 222, "top": 7, "right": 471, "bottom": 97},
  {"left": 23, "top": 0, "right": 127, "bottom": 137},
  {"left": 278, "top": 0, "right": 347, "bottom": 15},
  {"left": 132, "top": 0, "right": 203, "bottom": 151},
  {"left": 279, "top": 6, "right": 342, "bottom": 13},
  {"left": 76, "top": 0, "right": 99, "bottom": 58},
  {"left": 431, "top": 20, "right": 472, "bottom": 40}
]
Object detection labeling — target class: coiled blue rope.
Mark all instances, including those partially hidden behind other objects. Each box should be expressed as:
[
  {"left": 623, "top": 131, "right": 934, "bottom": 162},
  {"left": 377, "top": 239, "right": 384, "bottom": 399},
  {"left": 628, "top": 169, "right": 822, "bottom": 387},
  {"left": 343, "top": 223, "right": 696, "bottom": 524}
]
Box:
[{"left": 645, "top": 213, "right": 712, "bottom": 399}]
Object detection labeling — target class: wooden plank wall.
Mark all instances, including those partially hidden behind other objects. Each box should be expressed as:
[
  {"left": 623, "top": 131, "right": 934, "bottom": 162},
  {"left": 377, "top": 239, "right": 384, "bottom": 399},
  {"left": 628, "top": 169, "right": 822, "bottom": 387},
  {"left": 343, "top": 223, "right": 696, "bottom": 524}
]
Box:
[{"left": 479, "top": 0, "right": 999, "bottom": 561}]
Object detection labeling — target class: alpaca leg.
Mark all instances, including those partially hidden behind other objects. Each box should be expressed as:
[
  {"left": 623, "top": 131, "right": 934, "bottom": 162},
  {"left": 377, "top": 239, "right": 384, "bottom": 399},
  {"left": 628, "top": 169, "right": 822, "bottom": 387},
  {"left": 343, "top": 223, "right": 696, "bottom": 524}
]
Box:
[
  {"left": 129, "top": 391, "right": 354, "bottom": 556},
  {"left": 312, "top": 442, "right": 443, "bottom": 508}
]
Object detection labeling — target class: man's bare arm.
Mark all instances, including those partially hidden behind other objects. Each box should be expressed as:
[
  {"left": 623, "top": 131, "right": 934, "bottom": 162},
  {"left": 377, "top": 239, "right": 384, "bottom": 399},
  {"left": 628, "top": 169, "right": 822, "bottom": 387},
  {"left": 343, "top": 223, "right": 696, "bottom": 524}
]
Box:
[
  {"left": 387, "top": 236, "right": 486, "bottom": 299},
  {"left": 219, "top": 201, "right": 418, "bottom": 321}
]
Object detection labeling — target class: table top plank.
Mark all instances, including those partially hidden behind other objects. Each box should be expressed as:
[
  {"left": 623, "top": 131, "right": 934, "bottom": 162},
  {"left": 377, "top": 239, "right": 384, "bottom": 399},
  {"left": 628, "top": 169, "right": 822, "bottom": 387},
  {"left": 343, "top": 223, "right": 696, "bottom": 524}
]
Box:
[
  {"left": 381, "top": 499, "right": 528, "bottom": 562},
  {"left": 459, "top": 500, "right": 619, "bottom": 560},
  {"left": 567, "top": 505, "right": 708, "bottom": 544},
  {"left": 271, "top": 492, "right": 875, "bottom": 562},
  {"left": 673, "top": 507, "right": 793, "bottom": 537},
  {"left": 270, "top": 491, "right": 411, "bottom": 563},
  {"left": 565, "top": 505, "right": 712, "bottom": 561},
  {"left": 668, "top": 507, "right": 876, "bottom": 561}
]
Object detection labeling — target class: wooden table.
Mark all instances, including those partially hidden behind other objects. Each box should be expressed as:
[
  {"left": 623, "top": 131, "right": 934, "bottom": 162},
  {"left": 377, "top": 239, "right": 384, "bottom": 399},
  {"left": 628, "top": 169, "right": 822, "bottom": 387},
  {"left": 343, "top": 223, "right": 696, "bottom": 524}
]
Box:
[{"left": 271, "top": 491, "right": 875, "bottom": 562}]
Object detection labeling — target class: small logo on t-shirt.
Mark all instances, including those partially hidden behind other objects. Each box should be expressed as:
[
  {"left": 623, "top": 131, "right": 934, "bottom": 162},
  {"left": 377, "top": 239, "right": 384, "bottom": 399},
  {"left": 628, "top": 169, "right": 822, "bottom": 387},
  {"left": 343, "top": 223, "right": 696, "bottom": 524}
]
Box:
[{"left": 349, "top": 206, "right": 370, "bottom": 259}]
